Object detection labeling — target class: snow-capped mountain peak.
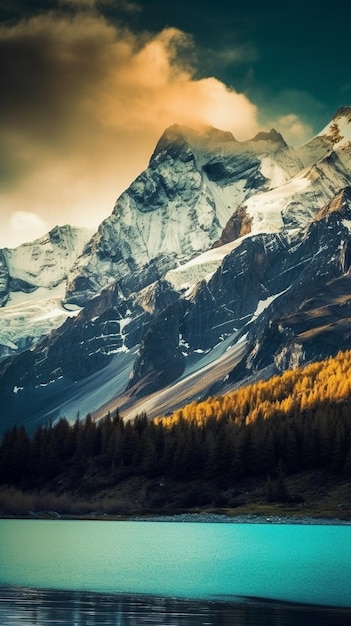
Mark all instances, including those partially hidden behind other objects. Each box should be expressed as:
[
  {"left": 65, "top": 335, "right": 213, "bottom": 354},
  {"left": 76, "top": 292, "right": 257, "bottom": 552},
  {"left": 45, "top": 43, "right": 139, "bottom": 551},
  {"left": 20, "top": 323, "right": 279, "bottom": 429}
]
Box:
[
  {"left": 0, "top": 225, "right": 91, "bottom": 360},
  {"left": 65, "top": 123, "right": 300, "bottom": 305},
  {"left": 2, "top": 225, "right": 91, "bottom": 293},
  {"left": 150, "top": 123, "right": 238, "bottom": 163},
  {"left": 252, "top": 128, "right": 287, "bottom": 146},
  {"left": 318, "top": 106, "right": 351, "bottom": 147}
]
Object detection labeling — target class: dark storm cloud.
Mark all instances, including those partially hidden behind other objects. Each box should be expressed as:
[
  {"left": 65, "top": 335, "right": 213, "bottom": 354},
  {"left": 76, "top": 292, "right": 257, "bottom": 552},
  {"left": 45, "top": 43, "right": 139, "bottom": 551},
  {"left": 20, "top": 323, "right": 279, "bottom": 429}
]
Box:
[{"left": 0, "top": 9, "right": 122, "bottom": 199}]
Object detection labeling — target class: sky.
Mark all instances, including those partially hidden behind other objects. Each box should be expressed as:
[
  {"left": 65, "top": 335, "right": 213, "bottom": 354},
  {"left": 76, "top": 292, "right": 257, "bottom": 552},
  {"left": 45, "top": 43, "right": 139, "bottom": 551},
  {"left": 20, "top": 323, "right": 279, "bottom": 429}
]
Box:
[{"left": 1, "top": 0, "right": 350, "bottom": 248}]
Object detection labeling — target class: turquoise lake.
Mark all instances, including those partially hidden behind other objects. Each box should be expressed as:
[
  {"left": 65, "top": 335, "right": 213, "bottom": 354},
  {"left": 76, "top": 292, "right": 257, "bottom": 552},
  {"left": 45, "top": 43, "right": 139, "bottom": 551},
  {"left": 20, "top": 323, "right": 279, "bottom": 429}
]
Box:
[{"left": 1, "top": 519, "right": 351, "bottom": 625}]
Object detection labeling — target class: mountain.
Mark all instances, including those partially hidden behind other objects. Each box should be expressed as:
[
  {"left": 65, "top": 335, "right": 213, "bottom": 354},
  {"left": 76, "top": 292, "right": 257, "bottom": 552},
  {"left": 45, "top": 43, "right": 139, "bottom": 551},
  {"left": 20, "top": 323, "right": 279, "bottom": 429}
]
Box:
[
  {"left": 64, "top": 123, "right": 303, "bottom": 305},
  {"left": 1, "top": 107, "right": 351, "bottom": 435},
  {"left": 0, "top": 225, "right": 92, "bottom": 363},
  {"left": 0, "top": 125, "right": 296, "bottom": 365}
]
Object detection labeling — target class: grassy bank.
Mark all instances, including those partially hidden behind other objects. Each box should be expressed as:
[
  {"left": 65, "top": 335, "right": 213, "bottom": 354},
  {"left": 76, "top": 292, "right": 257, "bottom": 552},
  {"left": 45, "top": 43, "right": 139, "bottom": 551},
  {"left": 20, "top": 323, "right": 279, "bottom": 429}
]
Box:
[{"left": 1, "top": 470, "right": 350, "bottom": 521}]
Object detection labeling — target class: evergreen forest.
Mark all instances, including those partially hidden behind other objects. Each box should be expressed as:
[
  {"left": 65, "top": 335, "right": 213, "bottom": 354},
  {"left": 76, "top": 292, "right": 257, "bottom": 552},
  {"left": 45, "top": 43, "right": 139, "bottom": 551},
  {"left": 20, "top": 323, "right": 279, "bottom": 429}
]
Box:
[{"left": 1, "top": 350, "right": 351, "bottom": 518}]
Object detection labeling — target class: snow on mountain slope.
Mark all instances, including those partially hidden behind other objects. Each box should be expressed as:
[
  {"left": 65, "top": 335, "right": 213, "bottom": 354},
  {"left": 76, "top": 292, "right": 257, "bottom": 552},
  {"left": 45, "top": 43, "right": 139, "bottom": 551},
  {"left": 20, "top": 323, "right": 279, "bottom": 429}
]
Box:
[
  {"left": 165, "top": 239, "right": 249, "bottom": 291},
  {"left": 245, "top": 149, "right": 351, "bottom": 236},
  {"left": 26, "top": 349, "right": 138, "bottom": 431},
  {"left": 2, "top": 225, "right": 91, "bottom": 291},
  {"left": 293, "top": 135, "right": 334, "bottom": 169},
  {"left": 0, "top": 225, "right": 91, "bottom": 361},
  {"left": 318, "top": 106, "right": 351, "bottom": 145},
  {"left": 64, "top": 124, "right": 303, "bottom": 305},
  {"left": 289, "top": 106, "right": 351, "bottom": 172},
  {"left": 220, "top": 114, "right": 351, "bottom": 242},
  {"left": 126, "top": 177, "right": 351, "bottom": 395},
  {"left": 94, "top": 333, "right": 249, "bottom": 423},
  {"left": 244, "top": 170, "right": 311, "bottom": 234},
  {"left": 0, "top": 284, "right": 81, "bottom": 362}
]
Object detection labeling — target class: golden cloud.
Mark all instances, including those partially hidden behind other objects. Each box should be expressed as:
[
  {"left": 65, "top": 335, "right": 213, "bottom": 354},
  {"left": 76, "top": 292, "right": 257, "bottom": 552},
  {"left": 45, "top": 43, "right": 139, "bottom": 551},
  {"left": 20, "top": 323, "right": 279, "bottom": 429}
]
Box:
[
  {"left": 0, "top": 9, "right": 262, "bottom": 246},
  {"left": 273, "top": 114, "right": 314, "bottom": 146}
]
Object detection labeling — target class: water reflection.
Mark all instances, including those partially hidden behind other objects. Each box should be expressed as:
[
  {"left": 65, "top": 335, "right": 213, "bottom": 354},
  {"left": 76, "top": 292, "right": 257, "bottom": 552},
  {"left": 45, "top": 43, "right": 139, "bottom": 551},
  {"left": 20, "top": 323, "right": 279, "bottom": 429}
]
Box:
[{"left": 1, "top": 586, "right": 351, "bottom": 626}]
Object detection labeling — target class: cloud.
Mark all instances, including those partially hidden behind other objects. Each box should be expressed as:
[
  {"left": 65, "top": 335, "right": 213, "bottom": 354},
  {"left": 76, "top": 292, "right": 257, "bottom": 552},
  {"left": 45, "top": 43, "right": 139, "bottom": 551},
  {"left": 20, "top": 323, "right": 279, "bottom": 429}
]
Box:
[
  {"left": 203, "top": 42, "right": 259, "bottom": 71},
  {"left": 96, "top": 26, "right": 259, "bottom": 137},
  {"left": 271, "top": 114, "right": 314, "bottom": 146},
  {"left": 58, "top": 0, "right": 141, "bottom": 11},
  {"left": 7, "top": 212, "right": 49, "bottom": 248},
  {"left": 257, "top": 89, "right": 327, "bottom": 146},
  {"left": 0, "top": 7, "right": 261, "bottom": 247},
  {"left": 0, "top": 11, "right": 259, "bottom": 154},
  {"left": 58, "top": 0, "right": 101, "bottom": 8},
  {"left": 0, "top": 6, "right": 317, "bottom": 249}
]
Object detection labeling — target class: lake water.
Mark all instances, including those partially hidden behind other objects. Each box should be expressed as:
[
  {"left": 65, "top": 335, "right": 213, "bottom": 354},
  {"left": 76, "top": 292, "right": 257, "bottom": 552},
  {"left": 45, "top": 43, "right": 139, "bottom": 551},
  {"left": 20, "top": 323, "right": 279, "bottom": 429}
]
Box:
[{"left": 1, "top": 519, "right": 351, "bottom": 625}]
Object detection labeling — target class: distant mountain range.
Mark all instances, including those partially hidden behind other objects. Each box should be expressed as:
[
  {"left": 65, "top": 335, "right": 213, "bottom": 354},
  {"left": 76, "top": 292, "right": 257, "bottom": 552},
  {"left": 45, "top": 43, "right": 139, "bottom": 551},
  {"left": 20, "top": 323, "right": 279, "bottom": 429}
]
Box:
[{"left": 1, "top": 106, "right": 351, "bottom": 434}]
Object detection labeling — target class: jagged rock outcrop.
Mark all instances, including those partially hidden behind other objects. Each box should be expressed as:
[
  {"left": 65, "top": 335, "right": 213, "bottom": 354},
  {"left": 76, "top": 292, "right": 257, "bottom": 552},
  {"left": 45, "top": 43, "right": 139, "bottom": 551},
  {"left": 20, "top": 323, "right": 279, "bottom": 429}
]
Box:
[
  {"left": 314, "top": 186, "right": 351, "bottom": 221},
  {"left": 212, "top": 206, "right": 253, "bottom": 247},
  {"left": 127, "top": 301, "right": 187, "bottom": 397}
]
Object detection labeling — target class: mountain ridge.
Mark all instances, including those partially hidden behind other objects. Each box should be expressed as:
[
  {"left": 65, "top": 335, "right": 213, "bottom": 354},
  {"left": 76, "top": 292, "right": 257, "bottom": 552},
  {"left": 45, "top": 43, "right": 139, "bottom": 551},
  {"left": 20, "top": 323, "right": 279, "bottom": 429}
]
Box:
[{"left": 2, "top": 108, "right": 351, "bottom": 434}]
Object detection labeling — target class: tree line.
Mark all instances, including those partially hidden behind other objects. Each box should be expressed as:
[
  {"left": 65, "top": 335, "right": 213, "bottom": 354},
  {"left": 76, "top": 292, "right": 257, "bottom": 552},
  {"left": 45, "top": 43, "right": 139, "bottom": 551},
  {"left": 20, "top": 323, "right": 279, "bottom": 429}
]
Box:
[{"left": 1, "top": 350, "right": 351, "bottom": 494}]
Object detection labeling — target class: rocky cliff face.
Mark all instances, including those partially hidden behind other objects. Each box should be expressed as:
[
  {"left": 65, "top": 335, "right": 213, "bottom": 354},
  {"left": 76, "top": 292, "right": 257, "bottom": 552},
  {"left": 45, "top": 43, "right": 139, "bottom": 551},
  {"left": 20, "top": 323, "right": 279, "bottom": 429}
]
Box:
[
  {"left": 64, "top": 123, "right": 303, "bottom": 305},
  {"left": 128, "top": 202, "right": 351, "bottom": 392}
]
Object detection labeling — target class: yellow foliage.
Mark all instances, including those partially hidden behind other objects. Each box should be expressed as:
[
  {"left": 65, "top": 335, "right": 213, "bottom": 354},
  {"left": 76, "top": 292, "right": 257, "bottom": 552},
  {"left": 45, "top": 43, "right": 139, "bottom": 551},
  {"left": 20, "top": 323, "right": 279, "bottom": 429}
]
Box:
[{"left": 155, "top": 349, "right": 351, "bottom": 429}]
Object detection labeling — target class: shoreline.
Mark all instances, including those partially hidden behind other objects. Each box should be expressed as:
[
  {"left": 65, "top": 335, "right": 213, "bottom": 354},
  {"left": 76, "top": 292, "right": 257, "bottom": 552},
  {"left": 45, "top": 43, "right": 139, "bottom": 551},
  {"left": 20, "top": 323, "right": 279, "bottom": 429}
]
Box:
[
  {"left": 128, "top": 512, "right": 351, "bottom": 524},
  {"left": 1, "top": 470, "right": 349, "bottom": 523},
  {"left": 2, "top": 511, "right": 350, "bottom": 524}
]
